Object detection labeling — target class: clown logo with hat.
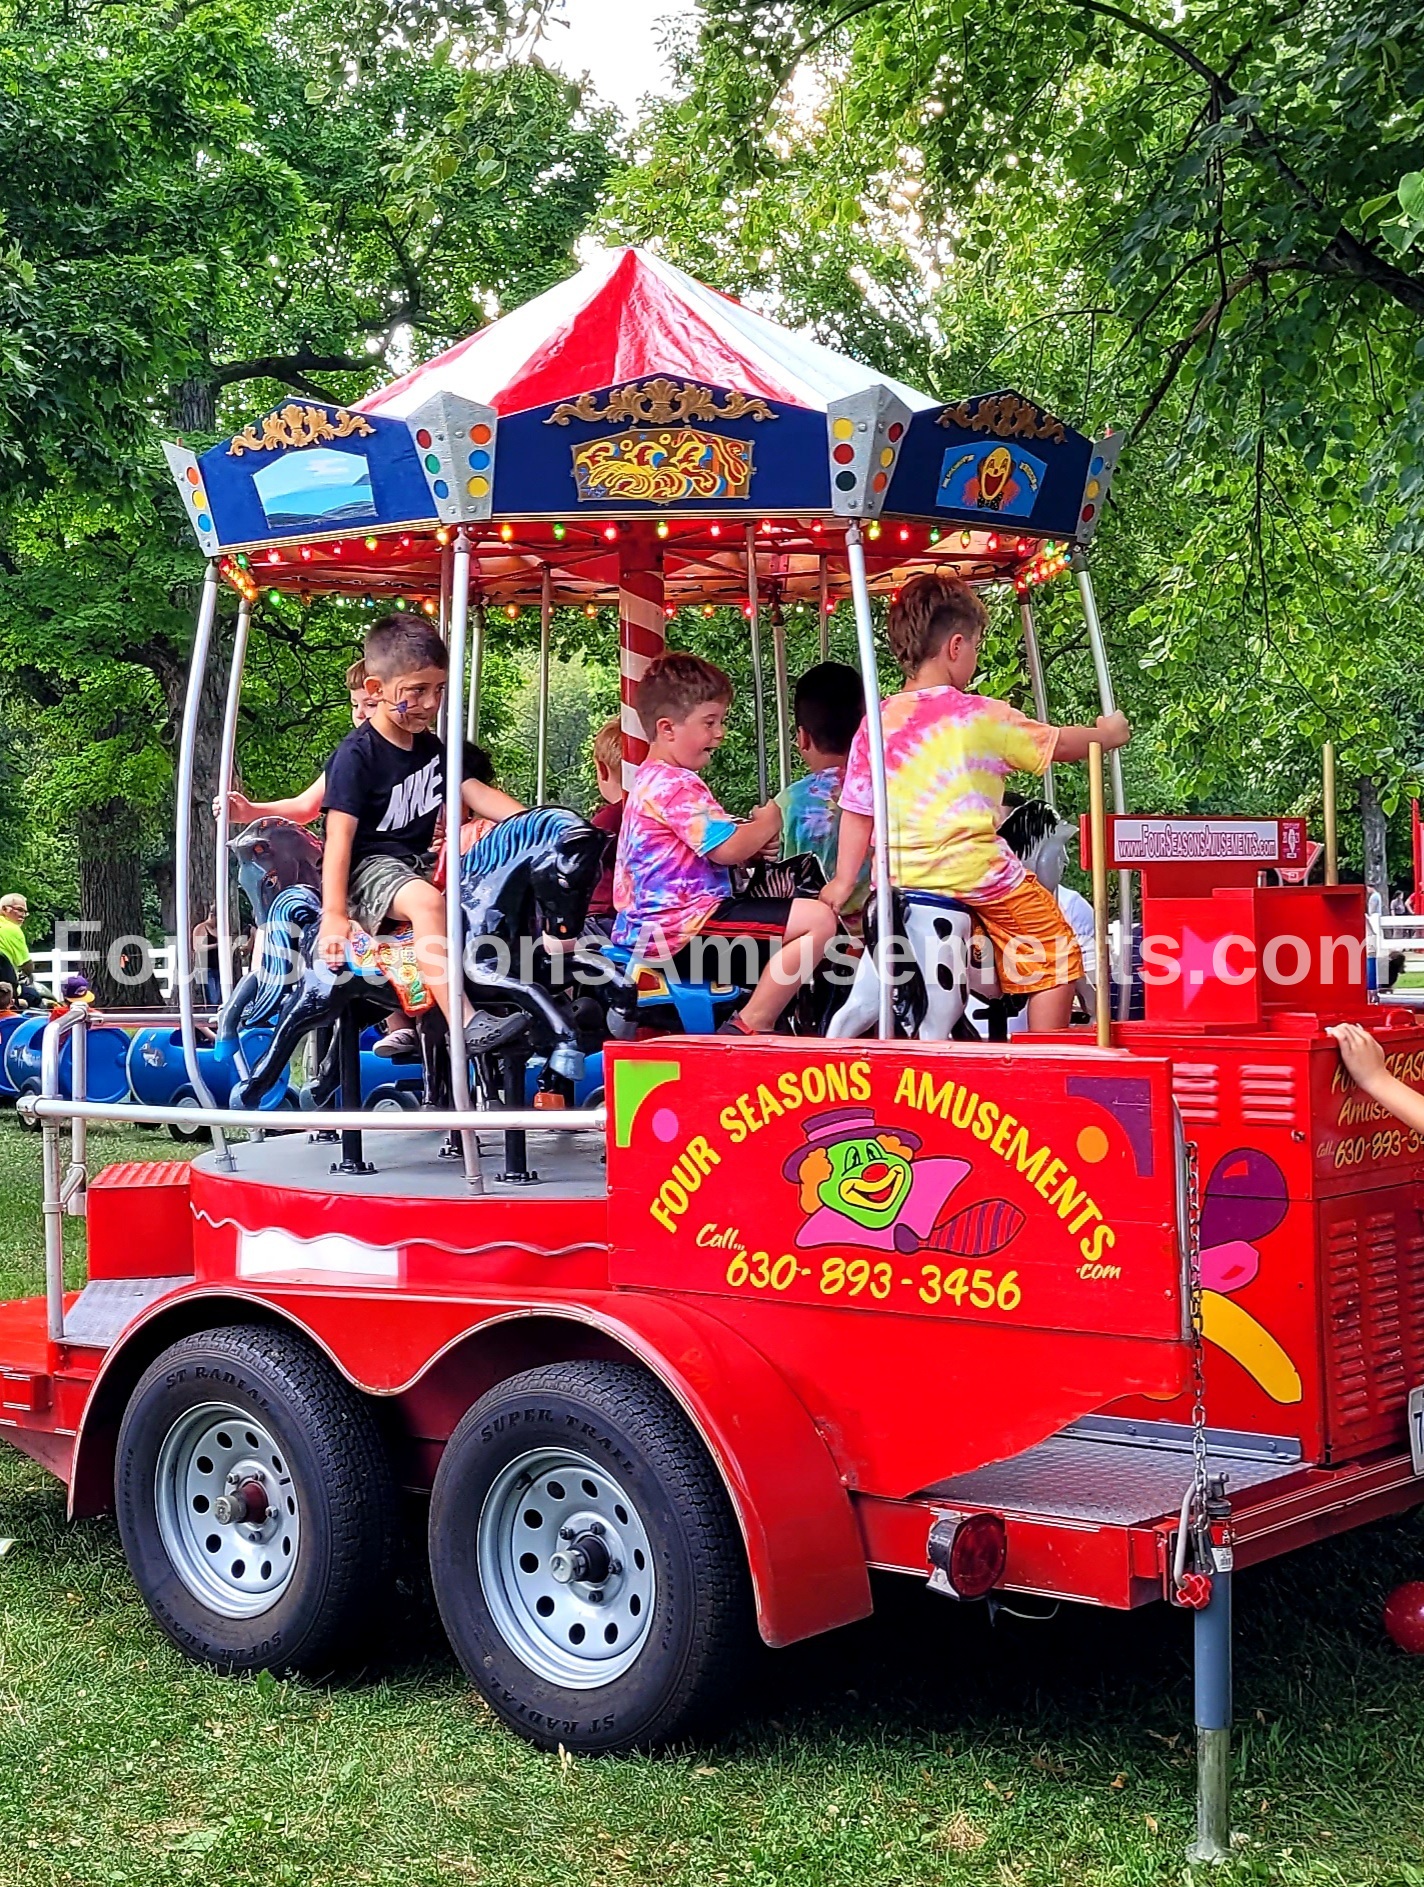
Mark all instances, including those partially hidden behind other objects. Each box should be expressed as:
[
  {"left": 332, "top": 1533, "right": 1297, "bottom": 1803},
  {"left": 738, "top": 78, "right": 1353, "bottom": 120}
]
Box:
[{"left": 783, "top": 1106, "right": 1024, "bottom": 1257}]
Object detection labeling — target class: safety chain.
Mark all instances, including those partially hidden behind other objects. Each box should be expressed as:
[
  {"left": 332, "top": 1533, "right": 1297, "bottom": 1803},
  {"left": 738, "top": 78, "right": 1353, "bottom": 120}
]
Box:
[{"left": 1173, "top": 1139, "right": 1231, "bottom": 1608}]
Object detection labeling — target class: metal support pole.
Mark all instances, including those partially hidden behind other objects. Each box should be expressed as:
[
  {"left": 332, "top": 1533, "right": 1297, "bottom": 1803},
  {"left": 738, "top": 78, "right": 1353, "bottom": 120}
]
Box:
[
  {"left": 1072, "top": 556, "right": 1132, "bottom": 1020},
  {"left": 846, "top": 525, "right": 895, "bottom": 1039},
  {"left": 214, "top": 597, "right": 252, "bottom": 1007},
  {"left": 1019, "top": 598, "right": 1054, "bottom": 804},
  {"left": 68, "top": 1009, "right": 87, "bottom": 1215},
  {"left": 1323, "top": 743, "right": 1339, "bottom": 884},
  {"left": 174, "top": 564, "right": 232, "bottom": 1168},
  {"left": 1188, "top": 1572, "right": 1233, "bottom": 1864},
  {"left": 536, "top": 564, "right": 553, "bottom": 805},
  {"left": 333, "top": 1013, "right": 373, "bottom": 1175},
  {"left": 447, "top": 533, "right": 482, "bottom": 1189},
  {"left": 41, "top": 1002, "right": 89, "bottom": 1341},
  {"left": 818, "top": 557, "right": 830, "bottom": 661},
  {"left": 1088, "top": 743, "right": 1112, "bottom": 1049},
  {"left": 745, "top": 524, "right": 769, "bottom": 803},
  {"left": 465, "top": 586, "right": 486, "bottom": 744},
  {"left": 770, "top": 589, "right": 791, "bottom": 793}
]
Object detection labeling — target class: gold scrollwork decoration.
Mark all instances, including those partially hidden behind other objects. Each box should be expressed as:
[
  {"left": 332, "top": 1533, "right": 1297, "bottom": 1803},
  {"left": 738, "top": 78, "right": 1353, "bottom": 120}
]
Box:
[
  {"left": 936, "top": 392, "right": 1067, "bottom": 446},
  {"left": 228, "top": 403, "right": 377, "bottom": 455},
  {"left": 571, "top": 427, "right": 754, "bottom": 503},
  {"left": 546, "top": 378, "right": 777, "bottom": 427}
]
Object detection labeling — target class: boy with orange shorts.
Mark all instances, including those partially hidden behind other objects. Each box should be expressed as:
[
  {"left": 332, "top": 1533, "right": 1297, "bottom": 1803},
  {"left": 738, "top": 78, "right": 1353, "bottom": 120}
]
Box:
[{"left": 821, "top": 573, "right": 1130, "bottom": 1030}]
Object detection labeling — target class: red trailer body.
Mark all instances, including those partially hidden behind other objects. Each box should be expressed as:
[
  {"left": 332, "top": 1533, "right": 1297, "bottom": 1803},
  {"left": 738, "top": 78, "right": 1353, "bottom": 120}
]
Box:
[{"left": 2, "top": 829, "right": 1422, "bottom": 1749}]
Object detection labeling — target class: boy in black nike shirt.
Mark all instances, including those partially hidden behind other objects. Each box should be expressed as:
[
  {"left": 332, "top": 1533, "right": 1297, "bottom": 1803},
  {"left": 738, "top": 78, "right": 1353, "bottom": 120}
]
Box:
[{"left": 320, "top": 616, "right": 521, "bottom": 1052}]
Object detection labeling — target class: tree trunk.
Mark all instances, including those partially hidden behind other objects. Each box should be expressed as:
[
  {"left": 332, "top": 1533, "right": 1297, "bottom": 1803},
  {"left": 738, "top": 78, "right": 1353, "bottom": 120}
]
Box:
[
  {"left": 78, "top": 804, "right": 163, "bottom": 1007},
  {"left": 1359, "top": 776, "right": 1390, "bottom": 911}
]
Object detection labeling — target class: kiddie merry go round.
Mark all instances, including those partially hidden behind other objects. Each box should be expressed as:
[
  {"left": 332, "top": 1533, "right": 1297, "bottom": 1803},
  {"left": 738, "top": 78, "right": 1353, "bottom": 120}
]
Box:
[{"left": 4, "top": 247, "right": 1424, "bottom": 1859}]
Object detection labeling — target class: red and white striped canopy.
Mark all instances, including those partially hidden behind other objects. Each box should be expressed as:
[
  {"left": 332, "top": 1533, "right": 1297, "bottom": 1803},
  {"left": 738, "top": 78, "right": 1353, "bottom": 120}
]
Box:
[{"left": 359, "top": 246, "right": 935, "bottom": 422}]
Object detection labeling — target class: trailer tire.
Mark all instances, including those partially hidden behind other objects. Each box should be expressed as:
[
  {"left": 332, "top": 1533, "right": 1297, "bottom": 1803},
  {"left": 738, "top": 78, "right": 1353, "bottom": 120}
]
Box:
[
  {"left": 115, "top": 1323, "right": 396, "bottom": 1676},
  {"left": 429, "top": 1360, "right": 753, "bottom": 1753}
]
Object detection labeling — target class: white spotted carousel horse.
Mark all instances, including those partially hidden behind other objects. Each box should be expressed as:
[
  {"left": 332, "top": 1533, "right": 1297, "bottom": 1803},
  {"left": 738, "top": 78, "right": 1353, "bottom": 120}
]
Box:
[{"left": 827, "top": 800, "right": 1075, "bottom": 1042}]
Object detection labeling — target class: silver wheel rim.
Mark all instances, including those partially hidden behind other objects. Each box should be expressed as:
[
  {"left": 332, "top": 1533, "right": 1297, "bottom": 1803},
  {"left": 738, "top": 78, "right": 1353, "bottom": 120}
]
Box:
[
  {"left": 154, "top": 1402, "right": 300, "bottom": 1618},
  {"left": 173, "top": 1095, "right": 204, "bottom": 1138},
  {"left": 477, "top": 1447, "right": 656, "bottom": 1687}
]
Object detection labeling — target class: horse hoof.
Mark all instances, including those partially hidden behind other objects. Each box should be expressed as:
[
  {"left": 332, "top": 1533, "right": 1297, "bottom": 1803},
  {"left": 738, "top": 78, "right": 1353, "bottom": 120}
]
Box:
[{"left": 548, "top": 1043, "right": 585, "bottom": 1081}]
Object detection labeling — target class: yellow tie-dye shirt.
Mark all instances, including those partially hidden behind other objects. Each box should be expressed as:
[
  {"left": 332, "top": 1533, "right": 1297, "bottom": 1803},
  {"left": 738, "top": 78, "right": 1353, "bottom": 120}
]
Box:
[{"left": 840, "top": 686, "right": 1058, "bottom": 897}]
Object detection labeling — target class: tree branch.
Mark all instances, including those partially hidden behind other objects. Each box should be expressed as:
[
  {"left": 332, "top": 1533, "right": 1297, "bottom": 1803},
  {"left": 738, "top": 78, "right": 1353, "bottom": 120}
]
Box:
[{"left": 211, "top": 345, "right": 376, "bottom": 392}]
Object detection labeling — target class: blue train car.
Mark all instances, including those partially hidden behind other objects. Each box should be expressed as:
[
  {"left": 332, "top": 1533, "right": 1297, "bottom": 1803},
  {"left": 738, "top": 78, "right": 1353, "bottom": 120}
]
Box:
[
  {"left": 127, "top": 1026, "right": 294, "bottom": 1143},
  {"left": 5, "top": 1013, "right": 131, "bottom": 1126}
]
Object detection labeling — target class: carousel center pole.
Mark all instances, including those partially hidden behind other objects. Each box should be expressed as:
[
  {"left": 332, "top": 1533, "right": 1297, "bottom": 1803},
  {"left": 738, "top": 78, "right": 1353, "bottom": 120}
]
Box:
[
  {"left": 618, "top": 525, "right": 665, "bottom": 791},
  {"left": 817, "top": 557, "right": 830, "bottom": 662}
]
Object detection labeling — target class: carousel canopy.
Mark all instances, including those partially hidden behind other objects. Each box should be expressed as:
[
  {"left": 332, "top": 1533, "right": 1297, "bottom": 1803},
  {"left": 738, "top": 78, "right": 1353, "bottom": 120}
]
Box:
[{"left": 165, "top": 247, "right": 1122, "bottom": 611}]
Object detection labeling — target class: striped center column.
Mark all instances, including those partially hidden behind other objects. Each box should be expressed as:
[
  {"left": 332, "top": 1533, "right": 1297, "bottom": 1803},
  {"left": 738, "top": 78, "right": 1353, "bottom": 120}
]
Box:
[{"left": 618, "top": 527, "right": 665, "bottom": 791}]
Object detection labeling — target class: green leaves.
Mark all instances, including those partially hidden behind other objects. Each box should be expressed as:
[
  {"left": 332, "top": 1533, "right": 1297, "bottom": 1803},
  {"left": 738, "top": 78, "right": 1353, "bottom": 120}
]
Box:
[{"left": 1381, "top": 171, "right": 1424, "bottom": 253}]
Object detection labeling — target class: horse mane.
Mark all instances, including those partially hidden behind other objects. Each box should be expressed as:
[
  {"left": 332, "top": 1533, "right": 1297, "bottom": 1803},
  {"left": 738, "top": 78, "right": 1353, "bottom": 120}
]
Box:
[
  {"left": 999, "top": 799, "right": 1064, "bottom": 862},
  {"left": 461, "top": 805, "right": 586, "bottom": 881}
]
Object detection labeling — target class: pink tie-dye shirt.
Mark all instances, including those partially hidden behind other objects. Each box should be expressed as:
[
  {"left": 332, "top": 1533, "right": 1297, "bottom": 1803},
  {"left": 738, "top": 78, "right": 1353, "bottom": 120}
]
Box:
[
  {"left": 612, "top": 760, "right": 737, "bottom": 954},
  {"left": 840, "top": 687, "right": 1058, "bottom": 898}
]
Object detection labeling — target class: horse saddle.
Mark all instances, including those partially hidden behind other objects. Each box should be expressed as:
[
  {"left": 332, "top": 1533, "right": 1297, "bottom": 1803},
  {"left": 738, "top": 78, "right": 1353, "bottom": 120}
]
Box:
[{"left": 346, "top": 922, "right": 435, "bottom": 1016}]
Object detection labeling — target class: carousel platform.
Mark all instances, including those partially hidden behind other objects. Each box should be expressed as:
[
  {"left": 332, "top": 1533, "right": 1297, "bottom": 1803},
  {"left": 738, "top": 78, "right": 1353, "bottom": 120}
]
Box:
[{"left": 193, "top": 1124, "right": 607, "bottom": 1199}]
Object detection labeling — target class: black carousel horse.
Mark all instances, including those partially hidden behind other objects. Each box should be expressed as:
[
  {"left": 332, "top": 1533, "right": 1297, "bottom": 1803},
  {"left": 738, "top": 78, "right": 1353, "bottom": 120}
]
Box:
[{"left": 215, "top": 809, "right": 635, "bottom": 1114}]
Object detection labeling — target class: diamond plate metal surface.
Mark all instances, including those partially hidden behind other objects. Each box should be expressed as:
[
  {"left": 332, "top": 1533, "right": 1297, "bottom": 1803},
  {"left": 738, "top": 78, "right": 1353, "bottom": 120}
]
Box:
[
  {"left": 63, "top": 1278, "right": 185, "bottom": 1350},
  {"left": 925, "top": 1433, "right": 1304, "bottom": 1527}
]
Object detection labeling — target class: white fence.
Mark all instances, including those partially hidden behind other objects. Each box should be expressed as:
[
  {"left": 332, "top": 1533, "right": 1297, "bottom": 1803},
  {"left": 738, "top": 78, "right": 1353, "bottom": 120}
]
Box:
[{"left": 26, "top": 943, "right": 181, "bottom": 1001}]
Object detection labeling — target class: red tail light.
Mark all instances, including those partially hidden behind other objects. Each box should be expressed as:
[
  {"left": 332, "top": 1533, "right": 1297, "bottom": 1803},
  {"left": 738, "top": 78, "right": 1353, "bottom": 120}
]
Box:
[{"left": 926, "top": 1511, "right": 1006, "bottom": 1600}]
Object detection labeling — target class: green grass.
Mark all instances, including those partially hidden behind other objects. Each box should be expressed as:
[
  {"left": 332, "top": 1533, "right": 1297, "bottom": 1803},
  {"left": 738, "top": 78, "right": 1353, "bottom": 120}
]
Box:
[{"left": 2, "top": 1121, "right": 1424, "bottom": 1886}]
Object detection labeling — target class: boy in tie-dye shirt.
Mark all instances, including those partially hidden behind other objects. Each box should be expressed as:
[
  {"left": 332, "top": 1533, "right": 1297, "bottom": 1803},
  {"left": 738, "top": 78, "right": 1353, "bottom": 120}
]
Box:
[
  {"left": 613, "top": 653, "right": 836, "bottom": 1033},
  {"left": 823, "top": 574, "right": 1130, "bottom": 1030}
]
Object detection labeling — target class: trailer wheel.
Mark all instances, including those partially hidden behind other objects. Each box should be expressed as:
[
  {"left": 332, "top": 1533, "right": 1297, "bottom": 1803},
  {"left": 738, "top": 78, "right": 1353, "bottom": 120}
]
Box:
[
  {"left": 429, "top": 1360, "right": 753, "bottom": 1753},
  {"left": 115, "top": 1324, "right": 396, "bottom": 1675},
  {"left": 15, "top": 1080, "right": 41, "bottom": 1132}
]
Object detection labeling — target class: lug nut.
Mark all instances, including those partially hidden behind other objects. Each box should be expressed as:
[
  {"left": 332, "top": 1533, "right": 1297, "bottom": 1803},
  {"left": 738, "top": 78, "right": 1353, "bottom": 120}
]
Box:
[
  {"left": 588, "top": 1589, "right": 604, "bottom": 1603},
  {"left": 608, "top": 1560, "right": 622, "bottom": 1576},
  {"left": 559, "top": 1526, "right": 576, "bottom": 1541},
  {"left": 588, "top": 1521, "right": 605, "bottom": 1537}
]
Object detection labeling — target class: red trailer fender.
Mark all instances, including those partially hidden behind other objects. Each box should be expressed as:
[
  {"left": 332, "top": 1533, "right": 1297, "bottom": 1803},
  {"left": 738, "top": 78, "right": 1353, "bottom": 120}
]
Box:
[{"left": 69, "top": 1283, "right": 872, "bottom": 1650}]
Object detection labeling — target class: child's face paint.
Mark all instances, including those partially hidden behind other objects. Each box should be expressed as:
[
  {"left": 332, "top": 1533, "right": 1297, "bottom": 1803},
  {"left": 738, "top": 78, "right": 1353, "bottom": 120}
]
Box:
[
  {"left": 375, "top": 665, "right": 447, "bottom": 732},
  {"left": 817, "top": 1136, "right": 914, "bottom": 1228}
]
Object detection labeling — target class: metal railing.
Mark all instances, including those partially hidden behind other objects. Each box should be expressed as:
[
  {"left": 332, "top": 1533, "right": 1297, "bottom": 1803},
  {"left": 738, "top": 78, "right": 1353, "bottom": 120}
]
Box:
[{"left": 28, "top": 1001, "right": 607, "bottom": 1348}]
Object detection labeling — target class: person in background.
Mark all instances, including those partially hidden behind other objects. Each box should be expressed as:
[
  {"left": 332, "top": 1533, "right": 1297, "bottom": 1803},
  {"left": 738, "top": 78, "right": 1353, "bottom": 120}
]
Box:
[
  {"left": 0, "top": 982, "right": 17, "bottom": 1019},
  {"left": 775, "top": 661, "right": 868, "bottom": 913},
  {"left": 0, "top": 893, "right": 45, "bottom": 1007},
  {"left": 192, "top": 904, "right": 223, "bottom": 1005},
  {"left": 585, "top": 716, "right": 626, "bottom": 933}
]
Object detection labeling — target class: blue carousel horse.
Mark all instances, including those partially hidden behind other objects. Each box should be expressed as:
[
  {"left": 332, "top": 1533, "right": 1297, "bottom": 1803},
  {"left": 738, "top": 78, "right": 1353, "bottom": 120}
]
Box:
[{"left": 216, "top": 808, "right": 636, "bottom": 1111}]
